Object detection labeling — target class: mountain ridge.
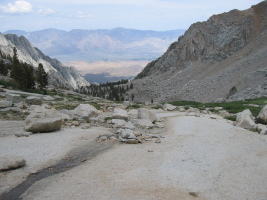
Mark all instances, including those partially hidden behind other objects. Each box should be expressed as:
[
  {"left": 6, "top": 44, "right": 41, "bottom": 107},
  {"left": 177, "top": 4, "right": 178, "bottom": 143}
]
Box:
[
  {"left": 0, "top": 33, "right": 90, "bottom": 90},
  {"left": 4, "top": 28, "right": 185, "bottom": 62},
  {"left": 130, "top": 1, "right": 267, "bottom": 103}
]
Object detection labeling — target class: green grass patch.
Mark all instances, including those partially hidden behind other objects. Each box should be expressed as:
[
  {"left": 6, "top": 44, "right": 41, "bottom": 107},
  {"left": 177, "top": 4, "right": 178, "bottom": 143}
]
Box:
[
  {"left": 90, "top": 103, "right": 101, "bottom": 110},
  {"left": 151, "top": 106, "right": 163, "bottom": 110},
  {"left": 104, "top": 117, "right": 113, "bottom": 121},
  {"left": 224, "top": 116, "right": 237, "bottom": 121},
  {"left": 127, "top": 104, "right": 141, "bottom": 109},
  {"left": 54, "top": 103, "right": 79, "bottom": 110},
  {"left": 170, "top": 97, "right": 266, "bottom": 117}
]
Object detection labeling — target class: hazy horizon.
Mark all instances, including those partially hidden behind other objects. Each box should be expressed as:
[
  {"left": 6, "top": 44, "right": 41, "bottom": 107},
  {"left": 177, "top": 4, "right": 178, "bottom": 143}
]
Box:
[{"left": 0, "top": 0, "right": 263, "bottom": 32}]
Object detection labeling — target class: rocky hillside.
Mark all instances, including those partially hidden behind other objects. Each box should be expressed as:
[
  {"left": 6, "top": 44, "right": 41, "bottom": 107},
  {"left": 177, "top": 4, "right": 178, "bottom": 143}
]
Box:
[
  {"left": 0, "top": 33, "right": 90, "bottom": 90},
  {"left": 5, "top": 28, "right": 185, "bottom": 62},
  {"left": 131, "top": 1, "right": 267, "bottom": 103}
]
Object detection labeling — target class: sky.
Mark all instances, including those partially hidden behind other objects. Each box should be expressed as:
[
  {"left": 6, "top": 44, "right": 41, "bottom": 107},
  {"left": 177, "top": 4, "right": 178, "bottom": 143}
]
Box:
[{"left": 0, "top": 0, "right": 264, "bottom": 32}]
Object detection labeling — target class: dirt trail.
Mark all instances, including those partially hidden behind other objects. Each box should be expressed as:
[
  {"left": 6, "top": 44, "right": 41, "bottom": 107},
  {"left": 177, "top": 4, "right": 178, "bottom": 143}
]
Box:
[{"left": 1, "top": 113, "right": 267, "bottom": 200}]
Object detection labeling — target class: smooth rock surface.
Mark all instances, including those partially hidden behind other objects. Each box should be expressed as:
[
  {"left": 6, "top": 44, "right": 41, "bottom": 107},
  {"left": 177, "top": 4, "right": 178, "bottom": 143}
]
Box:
[
  {"left": 235, "top": 109, "right": 256, "bottom": 129},
  {"left": 73, "top": 104, "right": 98, "bottom": 120},
  {"left": 5, "top": 94, "right": 21, "bottom": 104},
  {"left": 24, "top": 106, "right": 63, "bottom": 133},
  {"left": 112, "top": 108, "right": 129, "bottom": 120},
  {"left": 25, "top": 96, "right": 43, "bottom": 105},
  {"left": 0, "top": 156, "right": 26, "bottom": 171},
  {"left": 0, "top": 100, "right": 12, "bottom": 108},
  {"left": 257, "top": 105, "right": 267, "bottom": 124},
  {"left": 137, "top": 108, "right": 157, "bottom": 122},
  {"left": 163, "top": 104, "right": 177, "bottom": 111}
]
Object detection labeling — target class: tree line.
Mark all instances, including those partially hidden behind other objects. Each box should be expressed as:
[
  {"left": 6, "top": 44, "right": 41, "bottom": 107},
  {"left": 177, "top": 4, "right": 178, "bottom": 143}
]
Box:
[
  {"left": 79, "top": 80, "right": 134, "bottom": 102},
  {"left": 0, "top": 47, "right": 48, "bottom": 91}
]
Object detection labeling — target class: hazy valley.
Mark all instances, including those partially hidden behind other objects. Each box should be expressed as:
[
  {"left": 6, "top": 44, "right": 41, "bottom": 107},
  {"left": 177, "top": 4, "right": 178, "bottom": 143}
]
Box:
[{"left": 5, "top": 28, "right": 185, "bottom": 83}]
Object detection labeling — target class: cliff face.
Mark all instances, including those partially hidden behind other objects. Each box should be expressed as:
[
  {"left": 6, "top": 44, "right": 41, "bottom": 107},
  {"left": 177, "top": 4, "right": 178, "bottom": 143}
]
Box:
[
  {"left": 0, "top": 33, "right": 90, "bottom": 90},
  {"left": 132, "top": 1, "right": 267, "bottom": 103}
]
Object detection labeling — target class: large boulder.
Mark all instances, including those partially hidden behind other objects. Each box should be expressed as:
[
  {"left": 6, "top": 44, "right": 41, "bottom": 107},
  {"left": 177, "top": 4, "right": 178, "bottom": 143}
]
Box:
[
  {"left": 111, "top": 119, "right": 127, "bottom": 128},
  {"left": 73, "top": 104, "right": 98, "bottom": 120},
  {"left": 0, "top": 100, "right": 12, "bottom": 108},
  {"left": 25, "top": 96, "right": 43, "bottom": 105},
  {"left": 133, "top": 119, "right": 154, "bottom": 129},
  {"left": 163, "top": 104, "right": 177, "bottom": 111},
  {"left": 5, "top": 93, "right": 21, "bottom": 103},
  {"left": 123, "top": 101, "right": 131, "bottom": 107},
  {"left": 112, "top": 108, "right": 128, "bottom": 120},
  {"left": 24, "top": 106, "right": 63, "bottom": 133},
  {"left": 137, "top": 108, "right": 157, "bottom": 122},
  {"left": 0, "top": 156, "right": 26, "bottom": 170},
  {"left": 257, "top": 105, "right": 267, "bottom": 124},
  {"left": 43, "top": 96, "right": 55, "bottom": 101},
  {"left": 235, "top": 109, "right": 256, "bottom": 129}
]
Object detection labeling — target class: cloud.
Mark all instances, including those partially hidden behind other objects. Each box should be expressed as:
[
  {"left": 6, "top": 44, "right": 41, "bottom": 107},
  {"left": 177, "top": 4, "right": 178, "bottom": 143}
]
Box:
[
  {"left": 76, "top": 11, "right": 94, "bottom": 19},
  {"left": 38, "top": 7, "right": 55, "bottom": 16},
  {"left": 0, "top": 0, "right": 33, "bottom": 14}
]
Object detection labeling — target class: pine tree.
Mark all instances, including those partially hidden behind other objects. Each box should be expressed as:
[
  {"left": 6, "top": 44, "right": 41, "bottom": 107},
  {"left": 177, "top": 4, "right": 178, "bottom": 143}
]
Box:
[
  {"left": 36, "top": 63, "right": 48, "bottom": 91},
  {"left": 0, "top": 60, "right": 8, "bottom": 76},
  {"left": 24, "top": 64, "right": 35, "bottom": 89},
  {"left": 10, "top": 47, "right": 23, "bottom": 84}
]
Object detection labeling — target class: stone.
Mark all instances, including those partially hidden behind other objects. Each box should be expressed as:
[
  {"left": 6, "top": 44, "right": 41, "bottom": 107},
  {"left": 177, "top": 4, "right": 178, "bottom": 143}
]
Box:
[
  {"left": 97, "top": 135, "right": 108, "bottom": 142},
  {"left": 53, "top": 95, "right": 63, "bottom": 100},
  {"left": 155, "top": 138, "right": 161, "bottom": 143},
  {"left": 210, "top": 115, "right": 217, "bottom": 119},
  {"left": 73, "top": 104, "right": 98, "bottom": 120},
  {"left": 123, "top": 101, "right": 131, "bottom": 107},
  {"left": 111, "top": 119, "right": 127, "bottom": 128},
  {"left": 123, "top": 121, "right": 135, "bottom": 130},
  {"left": 15, "top": 132, "right": 31, "bottom": 137},
  {"left": 0, "top": 156, "right": 26, "bottom": 170},
  {"left": 13, "top": 102, "right": 25, "bottom": 108},
  {"left": 179, "top": 108, "right": 186, "bottom": 112},
  {"left": 125, "top": 139, "right": 139, "bottom": 144},
  {"left": 155, "top": 122, "right": 165, "bottom": 128},
  {"left": 25, "top": 96, "right": 43, "bottom": 105},
  {"left": 215, "top": 98, "right": 226, "bottom": 103},
  {"left": 128, "top": 109, "right": 138, "bottom": 117},
  {"left": 0, "top": 107, "right": 22, "bottom": 112},
  {"left": 107, "top": 107, "right": 114, "bottom": 112},
  {"left": 194, "top": 112, "right": 201, "bottom": 117},
  {"left": 24, "top": 106, "right": 63, "bottom": 133},
  {"left": 72, "top": 121, "right": 80, "bottom": 126},
  {"left": 120, "top": 129, "right": 134, "bottom": 139},
  {"left": 0, "top": 100, "right": 12, "bottom": 108},
  {"left": 235, "top": 109, "right": 256, "bottom": 129},
  {"left": 134, "top": 131, "right": 142, "bottom": 137},
  {"left": 255, "top": 124, "right": 267, "bottom": 135},
  {"left": 5, "top": 93, "right": 21, "bottom": 103},
  {"left": 61, "top": 113, "right": 71, "bottom": 120},
  {"left": 43, "top": 96, "right": 55, "bottom": 101},
  {"left": 257, "top": 105, "right": 267, "bottom": 124},
  {"left": 127, "top": 132, "right": 137, "bottom": 139},
  {"left": 112, "top": 108, "right": 128, "bottom": 120},
  {"left": 163, "top": 104, "right": 177, "bottom": 111},
  {"left": 133, "top": 119, "right": 154, "bottom": 129},
  {"left": 137, "top": 108, "right": 157, "bottom": 122}
]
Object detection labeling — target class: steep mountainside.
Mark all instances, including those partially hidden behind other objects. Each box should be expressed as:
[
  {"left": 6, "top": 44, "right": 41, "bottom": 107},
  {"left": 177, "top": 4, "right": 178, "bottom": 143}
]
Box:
[
  {"left": 5, "top": 28, "right": 185, "bottom": 62},
  {"left": 131, "top": 1, "right": 267, "bottom": 103},
  {"left": 0, "top": 33, "right": 90, "bottom": 90}
]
